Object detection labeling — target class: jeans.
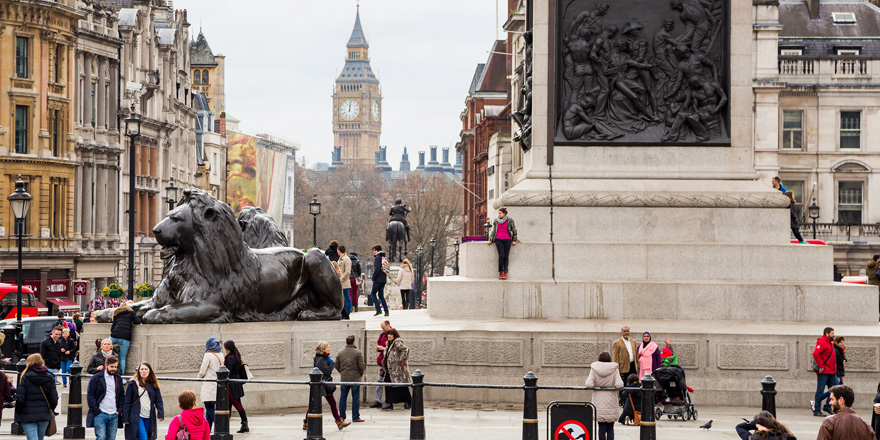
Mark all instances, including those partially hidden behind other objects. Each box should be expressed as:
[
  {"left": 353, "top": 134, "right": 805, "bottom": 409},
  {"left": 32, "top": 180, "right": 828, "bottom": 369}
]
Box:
[
  {"left": 370, "top": 282, "right": 387, "bottom": 314},
  {"left": 61, "top": 360, "right": 73, "bottom": 385},
  {"left": 339, "top": 385, "right": 361, "bottom": 420},
  {"left": 598, "top": 421, "right": 614, "bottom": 440},
  {"left": 375, "top": 371, "right": 383, "bottom": 403},
  {"left": 94, "top": 412, "right": 118, "bottom": 440},
  {"left": 343, "top": 288, "right": 352, "bottom": 314},
  {"left": 495, "top": 239, "right": 512, "bottom": 272},
  {"left": 137, "top": 417, "right": 149, "bottom": 440},
  {"left": 48, "top": 368, "right": 60, "bottom": 385},
  {"left": 22, "top": 421, "right": 50, "bottom": 440},
  {"left": 205, "top": 401, "right": 215, "bottom": 431},
  {"left": 814, "top": 373, "right": 839, "bottom": 410},
  {"left": 792, "top": 227, "right": 805, "bottom": 242},
  {"left": 109, "top": 337, "right": 130, "bottom": 374}
]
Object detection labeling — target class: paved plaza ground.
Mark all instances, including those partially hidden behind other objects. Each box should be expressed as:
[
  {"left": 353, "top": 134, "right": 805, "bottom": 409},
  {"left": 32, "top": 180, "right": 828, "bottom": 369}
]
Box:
[{"left": 7, "top": 404, "right": 869, "bottom": 439}]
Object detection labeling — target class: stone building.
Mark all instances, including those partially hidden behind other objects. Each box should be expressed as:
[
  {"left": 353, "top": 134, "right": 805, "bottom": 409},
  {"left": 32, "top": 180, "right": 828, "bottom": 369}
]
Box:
[
  {"left": 0, "top": 0, "right": 82, "bottom": 310},
  {"left": 332, "top": 6, "right": 382, "bottom": 166},
  {"left": 193, "top": 90, "right": 225, "bottom": 201},
  {"left": 190, "top": 30, "right": 224, "bottom": 119},
  {"left": 71, "top": 0, "right": 124, "bottom": 306},
  {"left": 455, "top": 40, "right": 510, "bottom": 237},
  {"left": 755, "top": 0, "right": 880, "bottom": 274}
]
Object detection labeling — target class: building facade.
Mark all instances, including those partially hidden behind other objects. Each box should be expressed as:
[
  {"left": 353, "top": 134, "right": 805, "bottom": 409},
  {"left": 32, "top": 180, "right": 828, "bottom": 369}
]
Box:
[
  {"left": 755, "top": 0, "right": 880, "bottom": 274},
  {"left": 332, "top": 6, "right": 382, "bottom": 166},
  {"left": 0, "top": 0, "right": 82, "bottom": 310},
  {"left": 190, "top": 30, "right": 224, "bottom": 119}
]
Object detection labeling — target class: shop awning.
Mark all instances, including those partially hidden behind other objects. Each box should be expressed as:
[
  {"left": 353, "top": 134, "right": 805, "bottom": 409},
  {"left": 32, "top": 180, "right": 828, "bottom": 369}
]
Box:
[
  {"left": 34, "top": 300, "right": 47, "bottom": 314},
  {"left": 48, "top": 298, "right": 80, "bottom": 311}
]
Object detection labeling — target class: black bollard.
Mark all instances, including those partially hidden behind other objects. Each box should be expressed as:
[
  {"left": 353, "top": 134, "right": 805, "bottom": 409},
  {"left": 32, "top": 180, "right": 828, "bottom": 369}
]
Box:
[
  {"left": 63, "top": 360, "right": 86, "bottom": 440},
  {"left": 211, "top": 366, "right": 232, "bottom": 440},
  {"left": 639, "top": 374, "right": 656, "bottom": 440},
  {"left": 522, "top": 371, "right": 538, "bottom": 440},
  {"left": 409, "top": 370, "right": 426, "bottom": 440},
  {"left": 761, "top": 376, "right": 777, "bottom": 418},
  {"left": 305, "top": 367, "right": 325, "bottom": 440},
  {"left": 11, "top": 357, "right": 26, "bottom": 435}
]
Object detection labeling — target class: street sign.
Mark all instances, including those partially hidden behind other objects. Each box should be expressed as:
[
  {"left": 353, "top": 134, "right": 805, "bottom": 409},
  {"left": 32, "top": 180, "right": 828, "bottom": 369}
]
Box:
[{"left": 548, "top": 402, "right": 595, "bottom": 440}]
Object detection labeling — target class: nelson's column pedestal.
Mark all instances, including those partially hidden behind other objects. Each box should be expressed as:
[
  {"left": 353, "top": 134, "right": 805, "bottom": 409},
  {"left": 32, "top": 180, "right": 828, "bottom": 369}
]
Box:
[{"left": 424, "top": 0, "right": 880, "bottom": 407}]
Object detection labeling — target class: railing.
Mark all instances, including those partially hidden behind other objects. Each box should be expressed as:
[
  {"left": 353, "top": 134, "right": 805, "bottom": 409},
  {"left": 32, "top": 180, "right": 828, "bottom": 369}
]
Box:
[
  {"left": 800, "top": 222, "right": 880, "bottom": 242},
  {"left": 777, "top": 56, "right": 876, "bottom": 82},
  {"left": 3, "top": 359, "right": 783, "bottom": 440}
]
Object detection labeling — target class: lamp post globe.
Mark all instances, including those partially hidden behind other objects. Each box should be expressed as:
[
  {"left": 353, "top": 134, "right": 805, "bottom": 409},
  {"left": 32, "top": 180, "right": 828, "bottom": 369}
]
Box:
[
  {"left": 7, "top": 175, "right": 32, "bottom": 362},
  {"left": 808, "top": 201, "right": 820, "bottom": 240},
  {"left": 165, "top": 177, "right": 179, "bottom": 212}
]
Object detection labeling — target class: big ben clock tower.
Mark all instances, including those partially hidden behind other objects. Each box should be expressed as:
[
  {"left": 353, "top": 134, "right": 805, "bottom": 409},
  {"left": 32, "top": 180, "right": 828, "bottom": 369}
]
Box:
[{"left": 333, "top": 6, "right": 381, "bottom": 166}]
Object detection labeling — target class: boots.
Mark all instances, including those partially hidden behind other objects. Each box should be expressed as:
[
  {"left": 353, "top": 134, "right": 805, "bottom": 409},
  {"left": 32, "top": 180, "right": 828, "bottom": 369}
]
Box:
[
  {"left": 237, "top": 410, "right": 249, "bottom": 433},
  {"left": 336, "top": 419, "right": 351, "bottom": 430}
]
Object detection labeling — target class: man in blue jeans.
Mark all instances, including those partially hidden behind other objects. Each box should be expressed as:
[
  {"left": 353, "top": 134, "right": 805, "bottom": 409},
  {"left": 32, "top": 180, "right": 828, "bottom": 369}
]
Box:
[
  {"left": 812, "top": 327, "right": 838, "bottom": 417},
  {"left": 336, "top": 335, "right": 366, "bottom": 422},
  {"left": 86, "top": 355, "right": 124, "bottom": 440}
]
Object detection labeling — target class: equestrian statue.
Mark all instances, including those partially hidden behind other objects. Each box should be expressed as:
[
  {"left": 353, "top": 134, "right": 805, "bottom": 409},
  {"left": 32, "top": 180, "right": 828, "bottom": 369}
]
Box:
[{"left": 386, "top": 199, "right": 410, "bottom": 262}]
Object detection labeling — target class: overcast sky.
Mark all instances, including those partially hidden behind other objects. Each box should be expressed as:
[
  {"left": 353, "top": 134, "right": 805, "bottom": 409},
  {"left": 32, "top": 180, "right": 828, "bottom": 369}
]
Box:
[{"left": 178, "top": 0, "right": 510, "bottom": 168}]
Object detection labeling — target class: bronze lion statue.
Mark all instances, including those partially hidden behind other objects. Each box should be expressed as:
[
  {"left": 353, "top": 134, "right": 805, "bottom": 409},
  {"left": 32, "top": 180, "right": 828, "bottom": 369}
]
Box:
[
  {"left": 238, "top": 206, "right": 289, "bottom": 248},
  {"left": 100, "top": 189, "right": 343, "bottom": 323}
]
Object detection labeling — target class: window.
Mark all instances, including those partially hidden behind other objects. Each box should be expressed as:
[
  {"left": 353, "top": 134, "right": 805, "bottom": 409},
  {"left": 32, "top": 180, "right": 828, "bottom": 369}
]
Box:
[
  {"left": 53, "top": 44, "right": 61, "bottom": 83},
  {"left": 51, "top": 110, "right": 60, "bottom": 156},
  {"left": 780, "top": 49, "right": 803, "bottom": 56},
  {"left": 832, "top": 12, "right": 856, "bottom": 24},
  {"left": 193, "top": 70, "right": 200, "bottom": 84},
  {"left": 202, "top": 70, "right": 209, "bottom": 84},
  {"left": 90, "top": 83, "right": 96, "bottom": 127},
  {"left": 838, "top": 182, "right": 863, "bottom": 224},
  {"left": 840, "top": 111, "right": 861, "bottom": 149},
  {"left": 837, "top": 49, "right": 860, "bottom": 55},
  {"left": 782, "top": 180, "right": 804, "bottom": 219},
  {"left": 16, "top": 37, "right": 28, "bottom": 78},
  {"left": 15, "top": 105, "right": 28, "bottom": 154},
  {"left": 782, "top": 111, "right": 803, "bottom": 149}
]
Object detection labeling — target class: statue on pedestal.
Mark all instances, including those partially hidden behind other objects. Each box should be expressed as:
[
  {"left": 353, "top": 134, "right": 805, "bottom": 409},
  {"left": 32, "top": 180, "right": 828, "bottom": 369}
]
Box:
[{"left": 386, "top": 199, "right": 410, "bottom": 262}]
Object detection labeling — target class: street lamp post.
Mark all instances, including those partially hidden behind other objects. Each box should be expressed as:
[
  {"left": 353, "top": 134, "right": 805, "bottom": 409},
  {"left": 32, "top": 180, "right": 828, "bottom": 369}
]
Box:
[
  {"left": 7, "top": 175, "right": 32, "bottom": 363},
  {"left": 415, "top": 245, "right": 424, "bottom": 308},
  {"left": 452, "top": 239, "right": 460, "bottom": 275},
  {"left": 429, "top": 236, "right": 436, "bottom": 278},
  {"left": 808, "top": 200, "right": 820, "bottom": 240},
  {"left": 164, "top": 177, "right": 179, "bottom": 212},
  {"left": 124, "top": 109, "right": 141, "bottom": 301},
  {"left": 309, "top": 195, "right": 321, "bottom": 247},
  {"left": 483, "top": 219, "right": 492, "bottom": 241}
]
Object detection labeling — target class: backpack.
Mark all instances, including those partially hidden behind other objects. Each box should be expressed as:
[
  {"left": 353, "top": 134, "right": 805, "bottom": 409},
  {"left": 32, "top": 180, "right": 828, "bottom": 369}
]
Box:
[
  {"left": 175, "top": 416, "right": 191, "bottom": 440},
  {"left": 381, "top": 257, "right": 390, "bottom": 275}
]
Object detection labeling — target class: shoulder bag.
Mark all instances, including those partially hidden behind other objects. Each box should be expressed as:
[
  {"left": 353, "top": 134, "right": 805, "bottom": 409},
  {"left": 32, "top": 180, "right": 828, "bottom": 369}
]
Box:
[
  {"left": 812, "top": 347, "right": 834, "bottom": 373},
  {"left": 175, "top": 415, "right": 191, "bottom": 440},
  {"left": 39, "top": 386, "right": 57, "bottom": 436},
  {"left": 242, "top": 364, "right": 254, "bottom": 381},
  {"left": 628, "top": 395, "right": 641, "bottom": 426}
]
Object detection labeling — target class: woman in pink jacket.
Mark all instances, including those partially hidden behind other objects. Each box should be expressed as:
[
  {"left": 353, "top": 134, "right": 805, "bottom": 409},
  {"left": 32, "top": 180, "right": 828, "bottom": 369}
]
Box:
[
  {"left": 165, "top": 391, "right": 210, "bottom": 440},
  {"left": 637, "top": 332, "right": 661, "bottom": 380}
]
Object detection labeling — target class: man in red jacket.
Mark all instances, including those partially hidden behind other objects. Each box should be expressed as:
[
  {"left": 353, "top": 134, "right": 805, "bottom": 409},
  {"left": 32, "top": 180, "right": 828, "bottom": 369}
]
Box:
[
  {"left": 369, "top": 320, "right": 391, "bottom": 409},
  {"left": 813, "top": 327, "right": 838, "bottom": 417}
]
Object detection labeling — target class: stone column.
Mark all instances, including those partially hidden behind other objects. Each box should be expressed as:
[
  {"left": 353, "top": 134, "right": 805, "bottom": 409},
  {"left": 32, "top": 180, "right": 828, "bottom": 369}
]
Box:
[
  {"left": 73, "top": 50, "right": 80, "bottom": 125},
  {"left": 108, "top": 161, "right": 119, "bottom": 239},
  {"left": 96, "top": 57, "right": 106, "bottom": 129},
  {"left": 139, "top": 192, "right": 148, "bottom": 236},
  {"left": 81, "top": 156, "right": 93, "bottom": 239},
  {"left": 109, "top": 61, "right": 118, "bottom": 131},
  {"left": 73, "top": 160, "right": 82, "bottom": 240},
  {"left": 95, "top": 155, "right": 107, "bottom": 240},
  {"left": 38, "top": 269, "right": 49, "bottom": 306},
  {"left": 83, "top": 54, "right": 92, "bottom": 128}
]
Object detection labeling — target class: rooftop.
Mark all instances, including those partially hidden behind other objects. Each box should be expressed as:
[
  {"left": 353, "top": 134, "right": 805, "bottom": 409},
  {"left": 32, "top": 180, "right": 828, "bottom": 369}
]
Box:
[{"left": 191, "top": 31, "right": 218, "bottom": 66}]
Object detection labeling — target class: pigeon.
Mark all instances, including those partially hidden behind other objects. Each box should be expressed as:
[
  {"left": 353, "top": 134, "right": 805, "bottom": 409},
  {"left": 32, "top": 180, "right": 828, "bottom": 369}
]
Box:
[{"left": 699, "top": 420, "right": 713, "bottom": 430}]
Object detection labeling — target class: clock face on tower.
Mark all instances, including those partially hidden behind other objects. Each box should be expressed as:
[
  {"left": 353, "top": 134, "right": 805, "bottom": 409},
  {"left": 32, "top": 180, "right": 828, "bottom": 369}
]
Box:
[
  {"left": 340, "top": 99, "right": 359, "bottom": 120},
  {"left": 371, "top": 100, "right": 380, "bottom": 121}
]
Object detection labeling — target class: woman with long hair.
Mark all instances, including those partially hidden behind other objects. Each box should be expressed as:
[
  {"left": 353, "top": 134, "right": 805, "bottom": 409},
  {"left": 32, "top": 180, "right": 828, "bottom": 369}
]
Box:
[
  {"left": 382, "top": 329, "right": 412, "bottom": 410},
  {"left": 487, "top": 207, "right": 518, "bottom": 280},
  {"left": 223, "top": 340, "right": 248, "bottom": 433},
  {"left": 303, "top": 342, "right": 349, "bottom": 431},
  {"left": 735, "top": 410, "right": 795, "bottom": 440},
  {"left": 87, "top": 339, "right": 118, "bottom": 375},
  {"left": 833, "top": 336, "right": 847, "bottom": 384},
  {"left": 14, "top": 354, "right": 58, "bottom": 440},
  {"left": 122, "top": 362, "right": 164, "bottom": 440},
  {"left": 198, "top": 337, "right": 222, "bottom": 431},
  {"left": 110, "top": 301, "right": 140, "bottom": 374},
  {"left": 396, "top": 259, "right": 415, "bottom": 309}
]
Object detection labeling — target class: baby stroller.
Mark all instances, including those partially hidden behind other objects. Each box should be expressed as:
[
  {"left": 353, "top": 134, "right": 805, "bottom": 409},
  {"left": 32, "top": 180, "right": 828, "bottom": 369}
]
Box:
[{"left": 653, "top": 364, "right": 697, "bottom": 421}]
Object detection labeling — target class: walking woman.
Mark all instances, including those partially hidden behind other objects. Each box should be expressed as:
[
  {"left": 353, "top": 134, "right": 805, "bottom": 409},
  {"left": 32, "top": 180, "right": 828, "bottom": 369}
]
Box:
[
  {"left": 303, "top": 342, "right": 349, "bottom": 431},
  {"left": 60, "top": 327, "right": 76, "bottom": 387},
  {"left": 382, "top": 329, "right": 412, "bottom": 410},
  {"left": 637, "top": 332, "right": 661, "bottom": 380},
  {"left": 14, "top": 354, "right": 58, "bottom": 440},
  {"left": 110, "top": 302, "right": 140, "bottom": 374},
  {"left": 396, "top": 259, "right": 415, "bottom": 309},
  {"left": 487, "top": 208, "right": 518, "bottom": 280},
  {"left": 122, "top": 362, "right": 164, "bottom": 440},
  {"left": 198, "top": 337, "right": 222, "bottom": 431},
  {"left": 223, "top": 341, "right": 248, "bottom": 433},
  {"left": 165, "top": 391, "right": 210, "bottom": 440},
  {"left": 586, "top": 351, "right": 624, "bottom": 440}
]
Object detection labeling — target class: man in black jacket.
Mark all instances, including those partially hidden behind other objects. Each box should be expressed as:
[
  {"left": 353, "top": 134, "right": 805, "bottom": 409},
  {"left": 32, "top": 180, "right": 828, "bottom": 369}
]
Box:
[
  {"left": 370, "top": 245, "right": 389, "bottom": 317},
  {"left": 350, "top": 253, "right": 363, "bottom": 312},
  {"left": 39, "top": 326, "right": 62, "bottom": 384},
  {"left": 86, "top": 355, "right": 124, "bottom": 440}
]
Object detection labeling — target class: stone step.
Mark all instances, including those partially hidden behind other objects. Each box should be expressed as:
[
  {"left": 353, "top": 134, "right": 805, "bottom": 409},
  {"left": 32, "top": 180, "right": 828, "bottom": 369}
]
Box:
[
  {"left": 461, "top": 241, "right": 833, "bottom": 282},
  {"left": 426, "top": 277, "right": 877, "bottom": 323}
]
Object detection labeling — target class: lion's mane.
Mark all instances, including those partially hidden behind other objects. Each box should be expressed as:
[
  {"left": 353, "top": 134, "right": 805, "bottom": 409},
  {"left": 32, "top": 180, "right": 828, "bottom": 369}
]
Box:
[{"left": 238, "top": 206, "right": 289, "bottom": 249}]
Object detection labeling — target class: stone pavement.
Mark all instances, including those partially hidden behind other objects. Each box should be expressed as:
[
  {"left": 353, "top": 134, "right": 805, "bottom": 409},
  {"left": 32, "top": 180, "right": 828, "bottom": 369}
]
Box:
[{"left": 14, "top": 404, "right": 867, "bottom": 440}]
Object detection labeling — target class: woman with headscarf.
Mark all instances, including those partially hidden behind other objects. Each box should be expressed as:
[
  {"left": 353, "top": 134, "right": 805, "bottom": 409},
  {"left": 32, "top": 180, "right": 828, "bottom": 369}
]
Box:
[
  {"left": 197, "top": 337, "right": 222, "bottom": 431},
  {"left": 637, "top": 332, "right": 661, "bottom": 380}
]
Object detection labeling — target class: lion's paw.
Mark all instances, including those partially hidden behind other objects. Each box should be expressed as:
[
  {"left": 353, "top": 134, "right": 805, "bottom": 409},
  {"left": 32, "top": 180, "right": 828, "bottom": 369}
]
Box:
[{"left": 297, "top": 310, "right": 318, "bottom": 321}]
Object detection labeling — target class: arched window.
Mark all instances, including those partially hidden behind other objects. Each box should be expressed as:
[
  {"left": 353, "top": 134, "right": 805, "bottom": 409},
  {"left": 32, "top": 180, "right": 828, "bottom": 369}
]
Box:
[
  {"left": 202, "top": 70, "right": 209, "bottom": 84},
  {"left": 193, "top": 70, "right": 200, "bottom": 84}
]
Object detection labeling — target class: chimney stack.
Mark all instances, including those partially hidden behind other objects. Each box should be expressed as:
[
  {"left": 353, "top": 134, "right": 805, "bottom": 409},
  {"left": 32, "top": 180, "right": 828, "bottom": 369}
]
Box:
[{"left": 807, "top": 0, "right": 819, "bottom": 19}]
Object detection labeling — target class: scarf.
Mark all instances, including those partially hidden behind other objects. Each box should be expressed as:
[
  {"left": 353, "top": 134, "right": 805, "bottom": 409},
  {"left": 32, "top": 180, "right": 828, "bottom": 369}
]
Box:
[
  {"left": 205, "top": 337, "right": 222, "bottom": 352},
  {"left": 496, "top": 215, "right": 509, "bottom": 224},
  {"left": 641, "top": 332, "right": 652, "bottom": 348},
  {"left": 102, "top": 350, "right": 113, "bottom": 357}
]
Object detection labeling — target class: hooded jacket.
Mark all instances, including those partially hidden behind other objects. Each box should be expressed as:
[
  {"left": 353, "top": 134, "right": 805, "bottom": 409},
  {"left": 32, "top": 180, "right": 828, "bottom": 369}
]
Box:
[
  {"left": 372, "top": 251, "right": 387, "bottom": 283},
  {"left": 165, "top": 408, "right": 211, "bottom": 440},
  {"left": 813, "top": 335, "right": 837, "bottom": 376},
  {"left": 325, "top": 243, "right": 339, "bottom": 262},
  {"left": 14, "top": 366, "right": 58, "bottom": 424},
  {"left": 585, "top": 361, "right": 624, "bottom": 423}
]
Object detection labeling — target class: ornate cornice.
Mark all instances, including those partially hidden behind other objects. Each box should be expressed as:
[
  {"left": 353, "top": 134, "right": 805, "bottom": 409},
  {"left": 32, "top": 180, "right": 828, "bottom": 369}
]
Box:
[{"left": 500, "top": 191, "right": 790, "bottom": 208}]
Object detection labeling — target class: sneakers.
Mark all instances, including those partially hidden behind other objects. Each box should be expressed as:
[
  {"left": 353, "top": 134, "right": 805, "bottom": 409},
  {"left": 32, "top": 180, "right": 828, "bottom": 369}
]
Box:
[
  {"left": 369, "top": 402, "right": 382, "bottom": 409},
  {"left": 798, "top": 240, "right": 807, "bottom": 244},
  {"left": 373, "top": 312, "right": 382, "bottom": 316}
]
